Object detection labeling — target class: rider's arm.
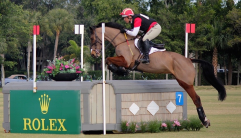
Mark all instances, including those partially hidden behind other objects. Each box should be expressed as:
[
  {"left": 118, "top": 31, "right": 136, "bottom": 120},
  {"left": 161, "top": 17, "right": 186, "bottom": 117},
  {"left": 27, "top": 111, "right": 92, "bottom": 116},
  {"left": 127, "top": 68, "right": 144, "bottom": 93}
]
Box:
[{"left": 125, "top": 18, "right": 141, "bottom": 36}]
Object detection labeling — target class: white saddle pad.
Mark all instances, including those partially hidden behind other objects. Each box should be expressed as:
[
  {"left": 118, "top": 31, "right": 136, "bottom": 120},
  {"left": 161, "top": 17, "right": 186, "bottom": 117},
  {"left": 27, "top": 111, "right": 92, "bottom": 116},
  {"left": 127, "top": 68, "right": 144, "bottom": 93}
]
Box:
[{"left": 134, "top": 38, "right": 166, "bottom": 55}]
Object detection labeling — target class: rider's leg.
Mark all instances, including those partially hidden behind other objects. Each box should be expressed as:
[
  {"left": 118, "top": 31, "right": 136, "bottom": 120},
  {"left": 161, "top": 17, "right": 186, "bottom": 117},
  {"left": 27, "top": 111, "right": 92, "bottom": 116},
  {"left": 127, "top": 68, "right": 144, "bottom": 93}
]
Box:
[
  {"left": 141, "top": 24, "right": 162, "bottom": 64},
  {"left": 140, "top": 39, "right": 151, "bottom": 64}
]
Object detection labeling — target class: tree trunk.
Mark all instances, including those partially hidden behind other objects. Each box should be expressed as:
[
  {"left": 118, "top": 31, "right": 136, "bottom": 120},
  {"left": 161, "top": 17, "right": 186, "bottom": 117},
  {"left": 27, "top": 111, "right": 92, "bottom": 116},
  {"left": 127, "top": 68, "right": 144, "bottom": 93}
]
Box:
[
  {"left": 224, "top": 60, "right": 227, "bottom": 85},
  {"left": 53, "top": 31, "right": 60, "bottom": 62},
  {"left": 198, "top": 52, "right": 202, "bottom": 86},
  {"left": 195, "top": 51, "right": 199, "bottom": 86},
  {"left": 38, "top": 50, "right": 43, "bottom": 72},
  {"left": 228, "top": 54, "right": 232, "bottom": 85},
  {"left": 212, "top": 46, "right": 218, "bottom": 77},
  {"left": 27, "top": 41, "right": 31, "bottom": 81},
  {"left": 1, "top": 54, "right": 5, "bottom": 87}
]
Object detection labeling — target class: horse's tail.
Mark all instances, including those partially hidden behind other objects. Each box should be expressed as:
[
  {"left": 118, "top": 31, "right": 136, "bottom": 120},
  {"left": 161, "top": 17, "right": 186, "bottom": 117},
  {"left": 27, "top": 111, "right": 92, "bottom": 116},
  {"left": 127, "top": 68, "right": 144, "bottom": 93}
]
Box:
[{"left": 191, "top": 59, "right": 226, "bottom": 101}]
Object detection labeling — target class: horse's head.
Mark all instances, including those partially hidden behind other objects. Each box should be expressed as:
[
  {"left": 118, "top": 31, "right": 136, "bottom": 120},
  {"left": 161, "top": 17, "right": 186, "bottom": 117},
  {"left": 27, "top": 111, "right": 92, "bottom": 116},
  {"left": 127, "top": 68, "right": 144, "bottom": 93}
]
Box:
[{"left": 89, "top": 26, "right": 102, "bottom": 58}]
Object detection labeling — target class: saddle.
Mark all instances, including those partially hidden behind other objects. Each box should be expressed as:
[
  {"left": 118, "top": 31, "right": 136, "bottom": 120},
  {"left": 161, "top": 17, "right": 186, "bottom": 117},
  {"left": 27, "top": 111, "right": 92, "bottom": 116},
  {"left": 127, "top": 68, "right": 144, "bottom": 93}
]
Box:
[
  {"left": 137, "top": 39, "right": 165, "bottom": 52},
  {"left": 149, "top": 41, "right": 165, "bottom": 49}
]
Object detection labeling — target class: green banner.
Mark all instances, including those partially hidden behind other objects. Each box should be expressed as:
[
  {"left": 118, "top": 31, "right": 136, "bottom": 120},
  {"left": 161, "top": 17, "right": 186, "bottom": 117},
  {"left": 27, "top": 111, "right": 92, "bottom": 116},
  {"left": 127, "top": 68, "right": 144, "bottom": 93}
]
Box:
[{"left": 10, "top": 90, "right": 81, "bottom": 134}]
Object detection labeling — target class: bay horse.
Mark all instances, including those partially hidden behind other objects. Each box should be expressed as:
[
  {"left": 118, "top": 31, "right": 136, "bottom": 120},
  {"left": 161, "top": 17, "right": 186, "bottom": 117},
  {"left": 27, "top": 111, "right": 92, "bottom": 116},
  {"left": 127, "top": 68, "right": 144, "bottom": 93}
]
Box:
[{"left": 89, "top": 22, "right": 226, "bottom": 128}]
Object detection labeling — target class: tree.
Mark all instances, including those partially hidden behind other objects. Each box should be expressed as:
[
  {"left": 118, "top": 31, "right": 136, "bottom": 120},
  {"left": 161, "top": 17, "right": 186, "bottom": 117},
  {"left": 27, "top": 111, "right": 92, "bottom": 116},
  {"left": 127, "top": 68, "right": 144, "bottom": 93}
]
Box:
[
  {"left": 0, "top": 0, "right": 29, "bottom": 85},
  {"left": 42, "top": 8, "right": 74, "bottom": 61}
]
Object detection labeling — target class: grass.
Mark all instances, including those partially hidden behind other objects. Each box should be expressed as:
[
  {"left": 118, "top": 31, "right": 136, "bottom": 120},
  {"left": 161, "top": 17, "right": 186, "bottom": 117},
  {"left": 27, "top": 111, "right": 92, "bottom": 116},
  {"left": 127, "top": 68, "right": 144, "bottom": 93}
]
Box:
[{"left": 1, "top": 85, "right": 241, "bottom": 138}]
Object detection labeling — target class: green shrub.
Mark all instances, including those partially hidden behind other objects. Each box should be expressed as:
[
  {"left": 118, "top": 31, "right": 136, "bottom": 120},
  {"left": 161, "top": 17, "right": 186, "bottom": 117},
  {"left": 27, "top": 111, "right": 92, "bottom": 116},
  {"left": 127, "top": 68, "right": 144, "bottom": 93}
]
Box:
[
  {"left": 180, "top": 119, "right": 191, "bottom": 131},
  {"left": 140, "top": 121, "right": 148, "bottom": 133},
  {"left": 148, "top": 120, "right": 160, "bottom": 133},
  {"left": 165, "top": 120, "right": 173, "bottom": 131},
  {"left": 129, "top": 122, "right": 138, "bottom": 133},
  {"left": 160, "top": 122, "right": 167, "bottom": 131},
  {"left": 173, "top": 120, "right": 182, "bottom": 131},
  {"left": 189, "top": 116, "right": 203, "bottom": 131},
  {"left": 121, "top": 121, "right": 129, "bottom": 133}
]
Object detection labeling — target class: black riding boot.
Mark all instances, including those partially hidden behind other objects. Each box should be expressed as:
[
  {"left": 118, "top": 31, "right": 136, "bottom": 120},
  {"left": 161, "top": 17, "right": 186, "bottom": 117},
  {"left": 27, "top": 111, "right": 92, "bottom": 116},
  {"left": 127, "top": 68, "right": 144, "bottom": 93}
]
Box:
[{"left": 140, "top": 39, "right": 151, "bottom": 64}]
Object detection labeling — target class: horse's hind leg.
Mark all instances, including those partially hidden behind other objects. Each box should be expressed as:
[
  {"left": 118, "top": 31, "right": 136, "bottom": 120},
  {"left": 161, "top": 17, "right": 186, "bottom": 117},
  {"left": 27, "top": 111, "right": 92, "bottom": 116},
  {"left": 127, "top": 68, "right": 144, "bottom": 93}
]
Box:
[{"left": 176, "top": 78, "right": 211, "bottom": 128}]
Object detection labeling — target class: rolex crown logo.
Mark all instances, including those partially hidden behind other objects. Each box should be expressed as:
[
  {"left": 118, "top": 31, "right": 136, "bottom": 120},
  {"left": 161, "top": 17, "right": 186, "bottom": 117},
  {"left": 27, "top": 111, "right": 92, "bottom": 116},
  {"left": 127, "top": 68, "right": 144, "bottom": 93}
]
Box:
[{"left": 39, "top": 94, "right": 51, "bottom": 114}]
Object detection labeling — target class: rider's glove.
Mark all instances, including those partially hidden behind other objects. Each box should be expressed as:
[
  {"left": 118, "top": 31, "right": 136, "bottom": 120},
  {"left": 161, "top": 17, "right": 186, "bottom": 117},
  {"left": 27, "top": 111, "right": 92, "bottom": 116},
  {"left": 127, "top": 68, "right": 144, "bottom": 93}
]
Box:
[{"left": 120, "top": 28, "right": 126, "bottom": 33}]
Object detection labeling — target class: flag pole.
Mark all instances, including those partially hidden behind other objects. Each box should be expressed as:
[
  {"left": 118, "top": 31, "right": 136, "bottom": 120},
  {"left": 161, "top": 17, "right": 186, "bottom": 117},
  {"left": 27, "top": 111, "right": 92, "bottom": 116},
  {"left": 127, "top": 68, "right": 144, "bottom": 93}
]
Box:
[{"left": 102, "top": 23, "right": 106, "bottom": 135}]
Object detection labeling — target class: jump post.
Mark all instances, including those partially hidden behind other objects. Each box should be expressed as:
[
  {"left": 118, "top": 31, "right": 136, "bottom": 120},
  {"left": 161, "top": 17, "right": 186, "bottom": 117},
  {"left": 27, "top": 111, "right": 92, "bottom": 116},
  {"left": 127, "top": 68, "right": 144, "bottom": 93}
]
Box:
[{"left": 2, "top": 79, "right": 187, "bottom": 133}]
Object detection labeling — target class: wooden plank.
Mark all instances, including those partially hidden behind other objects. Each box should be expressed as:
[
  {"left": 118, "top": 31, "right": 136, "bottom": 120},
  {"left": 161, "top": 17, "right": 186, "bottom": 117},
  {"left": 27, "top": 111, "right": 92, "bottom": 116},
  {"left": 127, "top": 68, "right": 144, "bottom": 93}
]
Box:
[
  {"left": 121, "top": 94, "right": 131, "bottom": 102},
  {"left": 89, "top": 86, "right": 92, "bottom": 123},
  {"left": 158, "top": 100, "right": 170, "bottom": 107},
  {"left": 96, "top": 84, "right": 103, "bottom": 123},
  {"left": 139, "top": 107, "right": 148, "bottom": 115},
  {"left": 140, "top": 115, "right": 150, "bottom": 122},
  {"left": 153, "top": 93, "right": 162, "bottom": 101},
  {"left": 109, "top": 84, "right": 116, "bottom": 123},
  {"left": 134, "top": 94, "right": 142, "bottom": 101},
  {"left": 170, "top": 92, "right": 176, "bottom": 100},
  {"left": 142, "top": 93, "right": 152, "bottom": 100},
  {"left": 105, "top": 84, "right": 110, "bottom": 123},
  {"left": 161, "top": 93, "right": 170, "bottom": 100},
  {"left": 81, "top": 94, "right": 83, "bottom": 123},
  {"left": 122, "top": 108, "right": 137, "bottom": 116},
  {"left": 121, "top": 116, "right": 131, "bottom": 122},
  {"left": 170, "top": 114, "right": 179, "bottom": 121},
  {"left": 121, "top": 101, "right": 133, "bottom": 108},
  {"left": 140, "top": 101, "right": 151, "bottom": 107},
  {"left": 90, "top": 85, "right": 97, "bottom": 124}
]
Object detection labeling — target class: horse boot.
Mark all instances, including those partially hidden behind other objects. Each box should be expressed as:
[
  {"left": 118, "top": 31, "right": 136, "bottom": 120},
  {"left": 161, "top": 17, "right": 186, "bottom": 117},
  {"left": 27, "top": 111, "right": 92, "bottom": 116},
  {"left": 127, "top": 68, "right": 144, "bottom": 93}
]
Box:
[
  {"left": 197, "top": 107, "right": 210, "bottom": 128},
  {"left": 140, "top": 39, "right": 151, "bottom": 64},
  {"left": 116, "top": 67, "right": 129, "bottom": 76},
  {"left": 108, "top": 64, "right": 118, "bottom": 73}
]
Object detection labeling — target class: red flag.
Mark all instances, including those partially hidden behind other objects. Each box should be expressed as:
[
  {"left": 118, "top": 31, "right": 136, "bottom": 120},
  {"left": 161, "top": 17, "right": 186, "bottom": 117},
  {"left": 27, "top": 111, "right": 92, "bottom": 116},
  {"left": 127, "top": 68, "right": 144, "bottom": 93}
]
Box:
[
  {"left": 186, "top": 23, "right": 195, "bottom": 33},
  {"left": 191, "top": 24, "right": 195, "bottom": 33},
  {"left": 33, "top": 25, "right": 40, "bottom": 35}
]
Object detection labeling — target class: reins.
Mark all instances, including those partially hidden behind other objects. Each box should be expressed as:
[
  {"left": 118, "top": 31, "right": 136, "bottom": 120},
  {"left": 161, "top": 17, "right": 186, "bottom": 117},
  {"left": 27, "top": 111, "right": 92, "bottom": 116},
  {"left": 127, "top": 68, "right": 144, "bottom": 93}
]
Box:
[{"left": 91, "top": 28, "right": 141, "bottom": 70}]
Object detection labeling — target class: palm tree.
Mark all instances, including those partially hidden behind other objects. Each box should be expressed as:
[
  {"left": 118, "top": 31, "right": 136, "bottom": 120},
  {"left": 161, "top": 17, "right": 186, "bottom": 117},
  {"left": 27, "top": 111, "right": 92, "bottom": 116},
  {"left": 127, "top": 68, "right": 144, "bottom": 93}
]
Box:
[
  {"left": 23, "top": 10, "right": 41, "bottom": 80},
  {"left": 208, "top": 19, "right": 228, "bottom": 77},
  {"left": 42, "top": 8, "right": 74, "bottom": 62}
]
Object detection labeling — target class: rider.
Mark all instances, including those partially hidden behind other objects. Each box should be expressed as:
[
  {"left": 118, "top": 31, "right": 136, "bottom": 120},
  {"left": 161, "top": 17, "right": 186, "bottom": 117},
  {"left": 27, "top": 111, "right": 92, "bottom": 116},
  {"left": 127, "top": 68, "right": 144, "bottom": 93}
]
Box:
[{"left": 120, "top": 8, "right": 162, "bottom": 64}]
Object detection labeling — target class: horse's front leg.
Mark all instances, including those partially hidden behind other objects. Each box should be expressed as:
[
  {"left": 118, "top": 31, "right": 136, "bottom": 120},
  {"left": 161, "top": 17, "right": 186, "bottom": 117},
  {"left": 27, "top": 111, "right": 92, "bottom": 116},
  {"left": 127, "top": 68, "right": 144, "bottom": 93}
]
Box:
[
  {"left": 106, "top": 56, "right": 129, "bottom": 68},
  {"left": 106, "top": 56, "right": 129, "bottom": 76}
]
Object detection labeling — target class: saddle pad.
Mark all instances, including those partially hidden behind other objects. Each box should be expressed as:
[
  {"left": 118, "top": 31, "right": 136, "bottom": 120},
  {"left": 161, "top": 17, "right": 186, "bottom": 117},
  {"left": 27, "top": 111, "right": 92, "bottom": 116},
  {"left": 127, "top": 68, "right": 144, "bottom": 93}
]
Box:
[{"left": 134, "top": 38, "right": 166, "bottom": 55}]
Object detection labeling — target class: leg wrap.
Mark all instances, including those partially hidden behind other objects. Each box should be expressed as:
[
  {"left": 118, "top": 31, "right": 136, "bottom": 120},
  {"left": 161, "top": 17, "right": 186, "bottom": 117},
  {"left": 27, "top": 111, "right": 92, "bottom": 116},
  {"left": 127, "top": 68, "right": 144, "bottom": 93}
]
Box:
[
  {"left": 197, "top": 107, "right": 206, "bottom": 124},
  {"left": 108, "top": 64, "right": 118, "bottom": 73},
  {"left": 108, "top": 64, "right": 129, "bottom": 76},
  {"left": 116, "top": 67, "right": 129, "bottom": 76}
]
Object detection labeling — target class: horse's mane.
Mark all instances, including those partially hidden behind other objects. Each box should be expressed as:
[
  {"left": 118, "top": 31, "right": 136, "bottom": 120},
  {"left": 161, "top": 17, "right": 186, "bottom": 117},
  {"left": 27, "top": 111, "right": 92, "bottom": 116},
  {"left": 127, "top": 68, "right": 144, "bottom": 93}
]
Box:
[{"left": 94, "top": 22, "right": 124, "bottom": 30}]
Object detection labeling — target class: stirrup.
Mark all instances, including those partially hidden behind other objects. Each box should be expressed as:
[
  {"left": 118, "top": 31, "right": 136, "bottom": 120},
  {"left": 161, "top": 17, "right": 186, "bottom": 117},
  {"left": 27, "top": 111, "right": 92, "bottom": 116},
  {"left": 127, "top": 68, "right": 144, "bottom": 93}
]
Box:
[{"left": 140, "top": 56, "right": 150, "bottom": 64}]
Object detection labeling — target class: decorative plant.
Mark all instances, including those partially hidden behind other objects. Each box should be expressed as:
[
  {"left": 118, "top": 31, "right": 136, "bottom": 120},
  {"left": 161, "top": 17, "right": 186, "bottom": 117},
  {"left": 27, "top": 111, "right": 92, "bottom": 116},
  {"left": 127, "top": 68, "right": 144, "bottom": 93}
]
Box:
[
  {"left": 129, "top": 122, "right": 138, "bottom": 133},
  {"left": 180, "top": 119, "right": 191, "bottom": 131},
  {"left": 173, "top": 120, "right": 182, "bottom": 131},
  {"left": 43, "top": 57, "right": 84, "bottom": 77},
  {"left": 140, "top": 121, "right": 147, "bottom": 133},
  {"left": 165, "top": 120, "right": 173, "bottom": 131},
  {"left": 148, "top": 120, "right": 160, "bottom": 133},
  {"left": 160, "top": 122, "right": 167, "bottom": 131},
  {"left": 189, "top": 116, "right": 203, "bottom": 131},
  {"left": 121, "top": 121, "right": 129, "bottom": 133}
]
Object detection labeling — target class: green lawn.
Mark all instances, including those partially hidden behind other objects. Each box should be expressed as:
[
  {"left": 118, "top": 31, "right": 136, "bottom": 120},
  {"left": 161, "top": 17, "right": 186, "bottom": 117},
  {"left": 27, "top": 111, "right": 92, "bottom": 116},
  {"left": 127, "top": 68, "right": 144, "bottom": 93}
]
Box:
[{"left": 0, "top": 86, "right": 241, "bottom": 138}]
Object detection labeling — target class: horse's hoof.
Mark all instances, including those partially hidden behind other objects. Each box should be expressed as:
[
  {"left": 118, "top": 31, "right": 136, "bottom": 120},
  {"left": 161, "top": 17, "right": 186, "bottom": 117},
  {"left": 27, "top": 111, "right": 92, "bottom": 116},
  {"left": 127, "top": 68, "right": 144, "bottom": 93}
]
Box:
[{"left": 203, "top": 119, "right": 211, "bottom": 128}]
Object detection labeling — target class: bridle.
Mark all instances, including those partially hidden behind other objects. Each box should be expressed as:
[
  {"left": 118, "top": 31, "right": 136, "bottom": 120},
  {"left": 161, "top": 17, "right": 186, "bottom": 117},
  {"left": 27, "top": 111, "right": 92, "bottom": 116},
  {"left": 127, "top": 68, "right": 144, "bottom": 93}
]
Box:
[{"left": 91, "top": 27, "right": 134, "bottom": 55}]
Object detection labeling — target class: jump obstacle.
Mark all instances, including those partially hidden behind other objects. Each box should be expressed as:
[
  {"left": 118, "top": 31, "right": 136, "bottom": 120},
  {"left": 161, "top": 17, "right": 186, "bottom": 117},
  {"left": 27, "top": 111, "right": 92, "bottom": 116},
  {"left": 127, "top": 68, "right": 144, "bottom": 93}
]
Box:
[{"left": 2, "top": 80, "right": 187, "bottom": 134}]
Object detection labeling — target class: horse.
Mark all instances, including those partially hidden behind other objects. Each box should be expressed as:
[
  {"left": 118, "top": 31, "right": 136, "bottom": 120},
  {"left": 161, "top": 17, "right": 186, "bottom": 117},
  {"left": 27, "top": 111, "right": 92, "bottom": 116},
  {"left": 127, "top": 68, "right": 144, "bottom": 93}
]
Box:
[{"left": 89, "top": 22, "right": 226, "bottom": 128}]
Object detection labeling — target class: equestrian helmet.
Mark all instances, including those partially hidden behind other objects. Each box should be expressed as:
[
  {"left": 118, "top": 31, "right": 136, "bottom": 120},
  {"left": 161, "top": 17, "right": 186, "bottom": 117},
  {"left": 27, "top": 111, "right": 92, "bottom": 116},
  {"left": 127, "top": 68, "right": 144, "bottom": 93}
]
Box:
[{"left": 120, "top": 8, "right": 134, "bottom": 17}]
